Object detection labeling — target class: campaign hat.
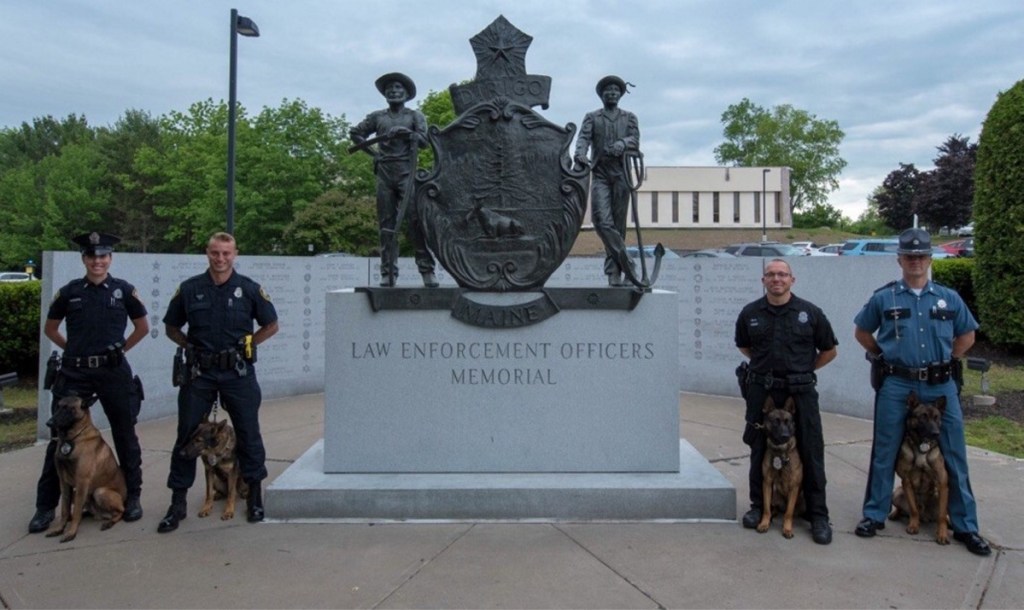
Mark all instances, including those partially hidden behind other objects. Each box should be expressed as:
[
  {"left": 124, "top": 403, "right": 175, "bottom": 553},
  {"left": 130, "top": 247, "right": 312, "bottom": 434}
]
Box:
[
  {"left": 897, "top": 228, "right": 932, "bottom": 255},
  {"left": 595, "top": 75, "right": 628, "bottom": 97},
  {"left": 375, "top": 72, "right": 417, "bottom": 101}
]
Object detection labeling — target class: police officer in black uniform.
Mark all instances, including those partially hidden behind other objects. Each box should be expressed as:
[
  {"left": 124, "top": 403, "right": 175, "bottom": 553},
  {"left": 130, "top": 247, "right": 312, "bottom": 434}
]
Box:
[
  {"left": 157, "top": 232, "right": 278, "bottom": 532},
  {"left": 28, "top": 231, "right": 149, "bottom": 533},
  {"left": 734, "top": 258, "right": 838, "bottom": 544}
]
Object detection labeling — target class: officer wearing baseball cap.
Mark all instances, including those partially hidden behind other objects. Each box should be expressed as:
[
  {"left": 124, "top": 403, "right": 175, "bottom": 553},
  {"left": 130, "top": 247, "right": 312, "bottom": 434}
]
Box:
[
  {"left": 28, "top": 230, "right": 149, "bottom": 533},
  {"left": 896, "top": 227, "right": 932, "bottom": 255}
]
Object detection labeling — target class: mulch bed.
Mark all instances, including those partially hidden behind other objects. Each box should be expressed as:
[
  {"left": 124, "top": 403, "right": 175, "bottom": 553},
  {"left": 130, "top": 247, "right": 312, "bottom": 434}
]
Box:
[{"left": 962, "top": 340, "right": 1024, "bottom": 424}]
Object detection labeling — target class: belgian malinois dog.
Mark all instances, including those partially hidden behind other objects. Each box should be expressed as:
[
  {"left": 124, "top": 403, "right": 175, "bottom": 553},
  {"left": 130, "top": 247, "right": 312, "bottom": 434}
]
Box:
[
  {"left": 45, "top": 395, "right": 127, "bottom": 542},
  {"left": 757, "top": 396, "right": 805, "bottom": 538},
  {"left": 889, "top": 392, "right": 950, "bottom": 545},
  {"left": 181, "top": 419, "right": 249, "bottom": 520}
]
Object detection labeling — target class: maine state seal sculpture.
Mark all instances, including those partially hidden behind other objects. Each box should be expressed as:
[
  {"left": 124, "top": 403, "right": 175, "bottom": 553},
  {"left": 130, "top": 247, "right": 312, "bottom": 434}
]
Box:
[{"left": 415, "top": 16, "right": 588, "bottom": 291}]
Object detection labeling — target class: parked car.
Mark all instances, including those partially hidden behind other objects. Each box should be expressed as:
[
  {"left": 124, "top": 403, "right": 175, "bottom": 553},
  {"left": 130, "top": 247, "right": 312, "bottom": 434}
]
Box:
[
  {"left": 626, "top": 245, "right": 680, "bottom": 259},
  {"left": 680, "top": 249, "right": 736, "bottom": 258},
  {"left": 790, "top": 241, "right": 820, "bottom": 256},
  {"left": 939, "top": 239, "right": 967, "bottom": 256},
  {"left": 0, "top": 271, "right": 35, "bottom": 282},
  {"left": 816, "top": 243, "right": 843, "bottom": 255},
  {"left": 839, "top": 238, "right": 899, "bottom": 255},
  {"left": 724, "top": 243, "right": 803, "bottom": 257},
  {"left": 956, "top": 223, "right": 974, "bottom": 237},
  {"left": 930, "top": 247, "right": 953, "bottom": 259}
]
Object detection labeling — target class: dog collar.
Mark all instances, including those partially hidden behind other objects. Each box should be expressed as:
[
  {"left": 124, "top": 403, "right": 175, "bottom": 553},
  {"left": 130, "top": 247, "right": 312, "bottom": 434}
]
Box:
[
  {"left": 918, "top": 441, "right": 932, "bottom": 453},
  {"left": 59, "top": 441, "right": 74, "bottom": 456},
  {"left": 772, "top": 455, "right": 789, "bottom": 470}
]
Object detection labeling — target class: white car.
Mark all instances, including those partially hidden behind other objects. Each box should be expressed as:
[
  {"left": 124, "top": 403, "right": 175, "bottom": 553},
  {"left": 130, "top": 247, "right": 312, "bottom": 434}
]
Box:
[
  {"left": 790, "top": 241, "right": 819, "bottom": 256},
  {"left": 956, "top": 224, "right": 974, "bottom": 237},
  {"left": 0, "top": 271, "right": 35, "bottom": 282},
  {"left": 815, "top": 243, "right": 843, "bottom": 256}
]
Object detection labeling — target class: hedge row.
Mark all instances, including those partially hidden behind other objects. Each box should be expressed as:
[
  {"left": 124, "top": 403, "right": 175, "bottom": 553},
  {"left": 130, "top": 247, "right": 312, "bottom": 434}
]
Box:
[{"left": 0, "top": 282, "right": 41, "bottom": 377}]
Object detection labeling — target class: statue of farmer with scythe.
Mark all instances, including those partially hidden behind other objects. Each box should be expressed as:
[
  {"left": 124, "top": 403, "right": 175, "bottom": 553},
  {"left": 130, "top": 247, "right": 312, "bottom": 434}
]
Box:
[{"left": 350, "top": 72, "right": 438, "bottom": 288}]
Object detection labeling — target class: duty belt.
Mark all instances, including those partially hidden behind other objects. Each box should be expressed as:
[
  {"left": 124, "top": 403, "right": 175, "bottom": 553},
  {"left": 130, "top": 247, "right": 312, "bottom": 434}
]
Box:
[
  {"left": 61, "top": 354, "right": 111, "bottom": 368},
  {"left": 884, "top": 362, "right": 953, "bottom": 383},
  {"left": 747, "top": 370, "right": 817, "bottom": 390},
  {"left": 195, "top": 348, "right": 241, "bottom": 370}
]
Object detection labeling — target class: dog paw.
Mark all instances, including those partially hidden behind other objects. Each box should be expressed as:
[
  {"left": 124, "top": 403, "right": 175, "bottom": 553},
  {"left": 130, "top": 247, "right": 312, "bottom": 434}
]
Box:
[
  {"left": 782, "top": 529, "right": 794, "bottom": 539},
  {"left": 100, "top": 521, "right": 115, "bottom": 531},
  {"left": 59, "top": 533, "right": 77, "bottom": 543},
  {"left": 197, "top": 508, "right": 212, "bottom": 518},
  {"left": 221, "top": 511, "right": 235, "bottom": 521},
  {"left": 936, "top": 530, "right": 951, "bottom": 545},
  {"left": 906, "top": 522, "right": 921, "bottom": 535},
  {"left": 756, "top": 522, "right": 770, "bottom": 533}
]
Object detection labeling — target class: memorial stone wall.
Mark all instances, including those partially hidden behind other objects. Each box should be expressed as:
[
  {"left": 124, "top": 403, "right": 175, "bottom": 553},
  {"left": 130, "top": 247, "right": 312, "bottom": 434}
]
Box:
[{"left": 37, "top": 249, "right": 895, "bottom": 436}]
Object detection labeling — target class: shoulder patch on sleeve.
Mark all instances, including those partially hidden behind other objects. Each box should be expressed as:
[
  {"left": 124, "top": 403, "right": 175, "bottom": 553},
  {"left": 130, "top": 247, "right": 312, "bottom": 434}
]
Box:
[
  {"left": 259, "top": 286, "right": 272, "bottom": 302},
  {"left": 50, "top": 291, "right": 61, "bottom": 306}
]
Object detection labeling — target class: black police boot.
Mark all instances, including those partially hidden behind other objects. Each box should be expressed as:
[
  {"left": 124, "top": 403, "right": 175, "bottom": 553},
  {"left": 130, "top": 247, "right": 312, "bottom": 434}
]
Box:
[
  {"left": 157, "top": 489, "right": 187, "bottom": 534},
  {"left": 123, "top": 492, "right": 143, "bottom": 522},
  {"left": 28, "top": 508, "right": 55, "bottom": 534},
  {"left": 741, "top": 507, "right": 763, "bottom": 529},
  {"left": 247, "top": 481, "right": 264, "bottom": 523}
]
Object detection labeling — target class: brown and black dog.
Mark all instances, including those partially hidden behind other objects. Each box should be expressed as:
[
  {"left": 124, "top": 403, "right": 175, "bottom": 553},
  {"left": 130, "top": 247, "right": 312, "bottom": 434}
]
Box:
[
  {"left": 889, "top": 392, "right": 950, "bottom": 544},
  {"left": 181, "top": 419, "right": 249, "bottom": 520},
  {"left": 45, "top": 395, "right": 127, "bottom": 542},
  {"left": 757, "top": 396, "right": 805, "bottom": 538}
]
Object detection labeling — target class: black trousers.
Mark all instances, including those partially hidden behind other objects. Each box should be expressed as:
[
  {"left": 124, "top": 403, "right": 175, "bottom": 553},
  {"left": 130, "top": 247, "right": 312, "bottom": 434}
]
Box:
[
  {"left": 742, "top": 383, "right": 829, "bottom": 520},
  {"left": 166, "top": 367, "right": 267, "bottom": 491},
  {"left": 36, "top": 363, "right": 143, "bottom": 510}
]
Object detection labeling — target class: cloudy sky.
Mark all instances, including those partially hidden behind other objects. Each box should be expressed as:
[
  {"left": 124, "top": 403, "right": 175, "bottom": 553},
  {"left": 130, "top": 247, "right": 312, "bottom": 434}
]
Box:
[{"left": 2, "top": 0, "right": 1021, "bottom": 219}]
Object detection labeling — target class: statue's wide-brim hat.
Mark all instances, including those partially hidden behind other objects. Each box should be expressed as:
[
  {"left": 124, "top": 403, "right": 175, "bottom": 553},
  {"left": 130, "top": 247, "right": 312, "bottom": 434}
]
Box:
[
  {"left": 897, "top": 227, "right": 932, "bottom": 254},
  {"left": 375, "top": 72, "right": 417, "bottom": 101},
  {"left": 595, "top": 75, "right": 628, "bottom": 96},
  {"left": 71, "top": 231, "right": 121, "bottom": 255}
]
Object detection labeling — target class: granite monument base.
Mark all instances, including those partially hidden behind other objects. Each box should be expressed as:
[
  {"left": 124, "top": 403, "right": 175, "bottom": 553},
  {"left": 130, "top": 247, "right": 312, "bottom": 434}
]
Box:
[{"left": 266, "top": 439, "right": 735, "bottom": 521}]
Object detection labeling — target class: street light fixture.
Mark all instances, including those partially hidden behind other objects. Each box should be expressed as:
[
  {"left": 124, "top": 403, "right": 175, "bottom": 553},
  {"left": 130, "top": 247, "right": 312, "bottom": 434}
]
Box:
[
  {"left": 761, "top": 168, "right": 771, "bottom": 243},
  {"left": 227, "top": 8, "right": 259, "bottom": 235}
]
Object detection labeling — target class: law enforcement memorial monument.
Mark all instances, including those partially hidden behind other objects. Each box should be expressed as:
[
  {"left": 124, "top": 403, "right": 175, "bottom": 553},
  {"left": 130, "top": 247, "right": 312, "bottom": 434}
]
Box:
[{"left": 267, "top": 16, "right": 734, "bottom": 521}]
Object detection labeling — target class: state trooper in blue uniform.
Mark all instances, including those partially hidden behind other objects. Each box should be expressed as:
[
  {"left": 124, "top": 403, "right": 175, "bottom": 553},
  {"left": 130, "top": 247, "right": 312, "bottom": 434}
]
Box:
[
  {"left": 157, "top": 232, "right": 279, "bottom": 532},
  {"left": 735, "top": 258, "right": 839, "bottom": 544},
  {"left": 854, "top": 228, "right": 991, "bottom": 556},
  {"left": 28, "top": 232, "right": 149, "bottom": 533}
]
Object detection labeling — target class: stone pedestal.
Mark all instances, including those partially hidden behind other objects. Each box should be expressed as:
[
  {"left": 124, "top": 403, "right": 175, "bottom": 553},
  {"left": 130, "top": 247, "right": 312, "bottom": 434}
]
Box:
[{"left": 267, "top": 289, "right": 735, "bottom": 521}]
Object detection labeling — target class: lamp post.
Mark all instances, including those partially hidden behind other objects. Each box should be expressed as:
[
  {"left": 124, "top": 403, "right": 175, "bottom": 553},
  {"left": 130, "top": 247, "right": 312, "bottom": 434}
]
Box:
[
  {"left": 761, "top": 168, "right": 771, "bottom": 243},
  {"left": 227, "top": 8, "right": 259, "bottom": 235}
]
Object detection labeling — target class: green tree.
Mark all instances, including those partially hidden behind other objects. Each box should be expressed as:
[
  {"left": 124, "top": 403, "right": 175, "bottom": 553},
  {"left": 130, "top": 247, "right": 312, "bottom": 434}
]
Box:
[
  {"left": 792, "top": 202, "right": 843, "bottom": 228},
  {"left": 96, "top": 109, "right": 172, "bottom": 252},
  {"left": 282, "top": 190, "right": 378, "bottom": 256},
  {"left": 235, "top": 99, "right": 354, "bottom": 252},
  {"left": 974, "top": 79, "right": 1024, "bottom": 346},
  {"left": 137, "top": 99, "right": 230, "bottom": 251},
  {"left": 847, "top": 189, "right": 894, "bottom": 235},
  {"left": 714, "top": 98, "right": 846, "bottom": 211},
  {"left": 875, "top": 163, "right": 919, "bottom": 231},
  {"left": 0, "top": 114, "right": 93, "bottom": 168},
  {"left": 913, "top": 135, "right": 976, "bottom": 232}
]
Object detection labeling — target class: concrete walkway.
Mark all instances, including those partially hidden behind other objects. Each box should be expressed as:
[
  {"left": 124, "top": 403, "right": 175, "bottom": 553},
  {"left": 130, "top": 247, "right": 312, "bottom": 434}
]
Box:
[{"left": 0, "top": 393, "right": 1020, "bottom": 609}]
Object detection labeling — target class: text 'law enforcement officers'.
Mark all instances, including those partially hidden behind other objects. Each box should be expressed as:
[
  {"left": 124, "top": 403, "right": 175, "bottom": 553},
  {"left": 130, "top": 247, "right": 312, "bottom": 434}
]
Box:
[
  {"left": 157, "top": 232, "right": 279, "bottom": 533},
  {"left": 28, "top": 232, "right": 149, "bottom": 534}
]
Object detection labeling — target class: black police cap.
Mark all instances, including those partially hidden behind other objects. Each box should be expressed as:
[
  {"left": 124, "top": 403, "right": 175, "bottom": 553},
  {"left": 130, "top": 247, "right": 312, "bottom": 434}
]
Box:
[
  {"left": 71, "top": 232, "right": 121, "bottom": 255},
  {"left": 897, "top": 228, "right": 931, "bottom": 255}
]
